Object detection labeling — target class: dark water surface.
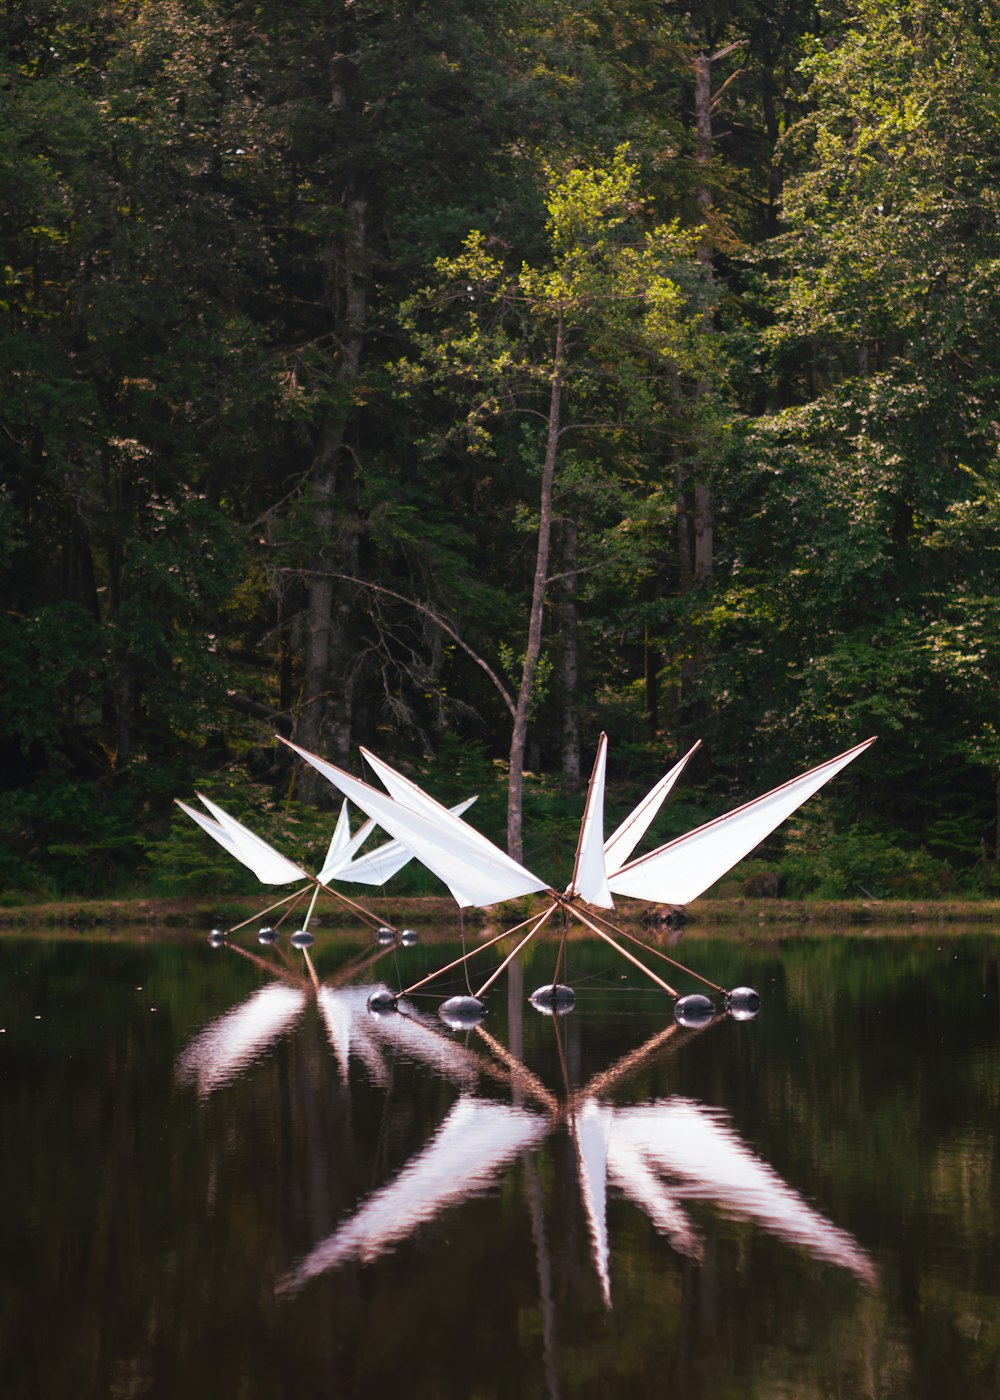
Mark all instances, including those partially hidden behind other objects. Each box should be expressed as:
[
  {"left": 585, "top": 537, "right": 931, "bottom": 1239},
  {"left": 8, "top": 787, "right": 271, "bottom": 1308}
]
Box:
[{"left": 2, "top": 927, "right": 999, "bottom": 1399}]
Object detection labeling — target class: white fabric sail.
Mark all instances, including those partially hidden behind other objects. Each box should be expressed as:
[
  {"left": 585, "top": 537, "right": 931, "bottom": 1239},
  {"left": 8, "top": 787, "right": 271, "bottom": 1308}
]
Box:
[
  {"left": 278, "top": 737, "right": 549, "bottom": 908},
  {"left": 327, "top": 801, "right": 352, "bottom": 860},
  {"left": 331, "top": 797, "right": 478, "bottom": 887},
  {"left": 567, "top": 733, "right": 614, "bottom": 909},
  {"left": 603, "top": 741, "right": 702, "bottom": 872},
  {"left": 176, "top": 796, "right": 309, "bottom": 886},
  {"left": 607, "top": 737, "right": 876, "bottom": 905},
  {"left": 175, "top": 799, "right": 244, "bottom": 864},
  {"left": 315, "top": 810, "right": 378, "bottom": 884},
  {"left": 194, "top": 792, "right": 311, "bottom": 885}
]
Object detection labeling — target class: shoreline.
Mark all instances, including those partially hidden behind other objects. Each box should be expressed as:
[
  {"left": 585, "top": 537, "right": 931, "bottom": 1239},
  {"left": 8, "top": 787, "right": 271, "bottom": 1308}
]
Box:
[{"left": 1, "top": 893, "right": 997, "bottom": 933}]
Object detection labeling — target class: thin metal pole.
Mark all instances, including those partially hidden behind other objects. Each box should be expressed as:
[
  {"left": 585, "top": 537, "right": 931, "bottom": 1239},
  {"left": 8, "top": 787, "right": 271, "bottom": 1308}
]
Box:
[
  {"left": 313, "top": 878, "right": 398, "bottom": 933},
  {"left": 274, "top": 886, "right": 311, "bottom": 929},
  {"left": 299, "top": 881, "right": 322, "bottom": 932},
  {"left": 399, "top": 903, "right": 557, "bottom": 998},
  {"left": 474, "top": 904, "right": 558, "bottom": 998},
  {"left": 559, "top": 897, "right": 678, "bottom": 998},
  {"left": 224, "top": 887, "right": 302, "bottom": 935},
  {"left": 583, "top": 906, "right": 726, "bottom": 994},
  {"left": 550, "top": 907, "right": 569, "bottom": 991}
]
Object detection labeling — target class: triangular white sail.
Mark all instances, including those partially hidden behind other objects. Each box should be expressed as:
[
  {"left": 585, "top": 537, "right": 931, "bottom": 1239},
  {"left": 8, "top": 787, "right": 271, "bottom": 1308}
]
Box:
[
  {"left": 613, "top": 1098, "right": 875, "bottom": 1284},
  {"left": 315, "top": 810, "right": 379, "bottom": 883},
  {"left": 278, "top": 737, "right": 549, "bottom": 908},
  {"left": 176, "top": 799, "right": 246, "bottom": 866},
  {"left": 176, "top": 983, "right": 308, "bottom": 1096},
  {"left": 603, "top": 741, "right": 702, "bottom": 872},
  {"left": 327, "top": 801, "right": 352, "bottom": 860},
  {"left": 193, "top": 792, "right": 311, "bottom": 886},
  {"left": 567, "top": 733, "right": 613, "bottom": 909},
  {"left": 607, "top": 738, "right": 876, "bottom": 905},
  {"left": 331, "top": 797, "right": 478, "bottom": 887},
  {"left": 278, "top": 1097, "right": 547, "bottom": 1288},
  {"left": 360, "top": 748, "right": 468, "bottom": 823}
]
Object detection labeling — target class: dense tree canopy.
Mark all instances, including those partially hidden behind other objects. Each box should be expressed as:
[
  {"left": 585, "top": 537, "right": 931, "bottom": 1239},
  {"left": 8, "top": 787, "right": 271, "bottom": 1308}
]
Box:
[{"left": 0, "top": 0, "right": 996, "bottom": 896}]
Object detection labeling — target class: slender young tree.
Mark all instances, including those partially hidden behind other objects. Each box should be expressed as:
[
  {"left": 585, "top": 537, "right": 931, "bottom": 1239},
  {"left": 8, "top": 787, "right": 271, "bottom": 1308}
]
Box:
[{"left": 398, "top": 151, "right": 709, "bottom": 857}]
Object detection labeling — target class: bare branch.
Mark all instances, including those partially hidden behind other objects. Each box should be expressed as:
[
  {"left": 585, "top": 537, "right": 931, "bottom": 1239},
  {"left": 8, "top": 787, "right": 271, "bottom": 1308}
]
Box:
[{"left": 278, "top": 567, "right": 516, "bottom": 718}]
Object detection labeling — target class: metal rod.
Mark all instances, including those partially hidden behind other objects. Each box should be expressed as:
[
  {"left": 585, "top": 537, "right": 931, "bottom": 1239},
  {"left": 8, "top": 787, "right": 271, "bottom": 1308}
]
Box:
[
  {"left": 313, "top": 877, "right": 398, "bottom": 933},
  {"left": 558, "top": 896, "right": 678, "bottom": 997},
  {"left": 299, "top": 881, "right": 322, "bottom": 932},
  {"left": 399, "top": 903, "right": 557, "bottom": 998},
  {"left": 474, "top": 904, "right": 558, "bottom": 998},
  {"left": 224, "top": 887, "right": 302, "bottom": 935},
  {"left": 550, "top": 909, "right": 569, "bottom": 991},
  {"left": 582, "top": 906, "right": 726, "bottom": 994},
  {"left": 274, "top": 886, "right": 311, "bottom": 929}
]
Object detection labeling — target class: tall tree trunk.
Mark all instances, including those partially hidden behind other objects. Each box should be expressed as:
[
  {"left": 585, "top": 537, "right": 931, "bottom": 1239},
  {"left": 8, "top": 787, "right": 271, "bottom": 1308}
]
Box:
[
  {"left": 507, "top": 311, "right": 564, "bottom": 861},
  {"left": 294, "top": 192, "right": 367, "bottom": 796},
  {"left": 692, "top": 48, "right": 715, "bottom": 586},
  {"left": 559, "top": 514, "right": 580, "bottom": 784}
]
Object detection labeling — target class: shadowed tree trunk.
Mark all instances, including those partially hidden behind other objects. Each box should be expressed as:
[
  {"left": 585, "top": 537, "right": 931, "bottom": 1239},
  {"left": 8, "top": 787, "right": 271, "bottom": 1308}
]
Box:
[{"left": 294, "top": 190, "right": 367, "bottom": 797}]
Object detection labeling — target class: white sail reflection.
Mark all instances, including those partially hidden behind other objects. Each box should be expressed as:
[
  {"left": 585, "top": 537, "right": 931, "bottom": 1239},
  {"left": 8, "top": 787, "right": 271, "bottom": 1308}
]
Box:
[
  {"left": 316, "top": 985, "right": 391, "bottom": 1086},
  {"left": 363, "top": 1004, "right": 481, "bottom": 1091},
  {"left": 272, "top": 1002, "right": 873, "bottom": 1302},
  {"left": 176, "top": 951, "right": 873, "bottom": 1301},
  {"left": 609, "top": 1098, "right": 876, "bottom": 1286},
  {"left": 604, "top": 1129, "right": 703, "bottom": 1263},
  {"left": 279, "top": 1096, "right": 548, "bottom": 1290},
  {"left": 314, "top": 986, "right": 482, "bottom": 1089},
  {"left": 572, "top": 1099, "right": 614, "bottom": 1307},
  {"left": 176, "top": 983, "right": 307, "bottom": 1096}
]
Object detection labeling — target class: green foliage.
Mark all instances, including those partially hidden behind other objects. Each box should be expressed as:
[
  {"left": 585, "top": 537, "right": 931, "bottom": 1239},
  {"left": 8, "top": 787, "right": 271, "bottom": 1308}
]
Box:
[
  {"left": 779, "top": 827, "right": 955, "bottom": 900},
  {"left": 0, "top": 0, "right": 997, "bottom": 895}
]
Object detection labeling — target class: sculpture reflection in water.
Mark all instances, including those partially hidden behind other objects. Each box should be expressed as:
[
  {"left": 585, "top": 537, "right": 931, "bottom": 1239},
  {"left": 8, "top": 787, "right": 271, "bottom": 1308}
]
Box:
[{"left": 176, "top": 943, "right": 874, "bottom": 1306}]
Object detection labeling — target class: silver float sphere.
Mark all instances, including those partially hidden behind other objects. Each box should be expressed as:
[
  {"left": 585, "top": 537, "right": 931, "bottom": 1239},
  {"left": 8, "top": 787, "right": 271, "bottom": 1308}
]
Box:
[
  {"left": 208, "top": 928, "right": 225, "bottom": 946},
  {"left": 374, "top": 926, "right": 396, "bottom": 945},
  {"left": 367, "top": 988, "right": 398, "bottom": 1014},
  {"left": 674, "top": 993, "right": 716, "bottom": 1028},
  {"left": 257, "top": 926, "right": 278, "bottom": 944},
  {"left": 439, "top": 995, "right": 486, "bottom": 1030},
  {"left": 529, "top": 984, "right": 576, "bottom": 1016},
  {"left": 726, "top": 985, "right": 761, "bottom": 1020},
  {"left": 400, "top": 929, "right": 418, "bottom": 946},
  {"left": 289, "top": 929, "right": 314, "bottom": 948}
]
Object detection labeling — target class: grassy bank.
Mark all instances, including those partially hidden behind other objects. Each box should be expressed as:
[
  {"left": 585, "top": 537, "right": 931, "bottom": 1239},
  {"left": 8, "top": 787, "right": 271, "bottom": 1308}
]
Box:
[{"left": 1, "top": 893, "right": 997, "bottom": 932}]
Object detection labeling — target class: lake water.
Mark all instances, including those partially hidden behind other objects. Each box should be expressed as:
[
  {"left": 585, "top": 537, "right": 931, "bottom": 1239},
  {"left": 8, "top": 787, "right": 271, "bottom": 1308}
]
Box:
[{"left": 2, "top": 925, "right": 999, "bottom": 1399}]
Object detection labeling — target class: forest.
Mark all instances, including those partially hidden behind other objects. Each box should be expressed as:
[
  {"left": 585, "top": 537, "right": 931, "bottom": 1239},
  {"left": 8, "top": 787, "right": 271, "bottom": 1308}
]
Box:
[{"left": 0, "top": 0, "right": 997, "bottom": 900}]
